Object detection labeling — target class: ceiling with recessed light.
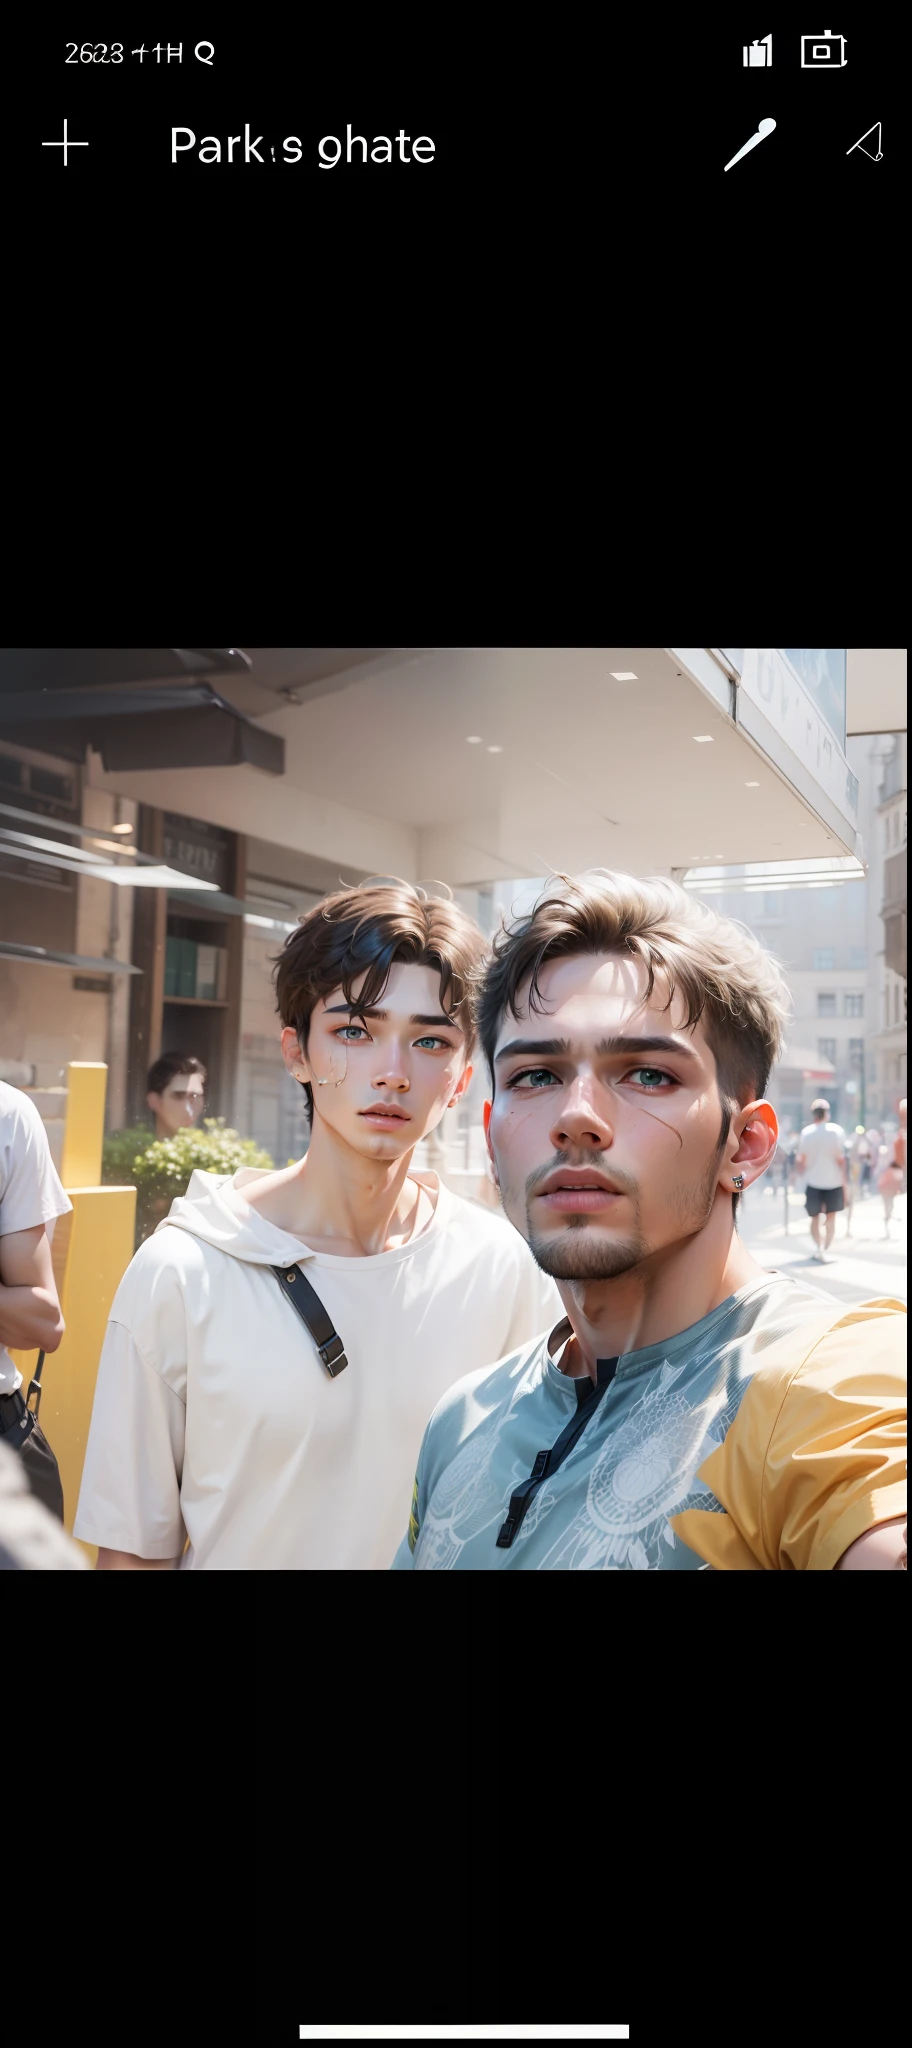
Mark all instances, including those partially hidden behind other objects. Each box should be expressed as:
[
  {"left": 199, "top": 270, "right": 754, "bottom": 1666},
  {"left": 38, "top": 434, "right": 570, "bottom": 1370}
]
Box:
[{"left": 88, "top": 647, "right": 857, "bottom": 887}]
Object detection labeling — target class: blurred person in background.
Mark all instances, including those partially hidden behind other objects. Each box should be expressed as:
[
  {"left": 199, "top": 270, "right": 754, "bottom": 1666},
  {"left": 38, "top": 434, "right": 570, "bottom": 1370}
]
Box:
[
  {"left": 146, "top": 1053, "right": 208, "bottom": 1138},
  {"left": 879, "top": 1100, "right": 906, "bottom": 1239},
  {"left": 796, "top": 1098, "right": 847, "bottom": 1263},
  {"left": 844, "top": 1126, "right": 865, "bottom": 1237},
  {"left": 855, "top": 1126, "right": 874, "bottom": 1198},
  {"left": 865, "top": 1127, "right": 882, "bottom": 1192}
]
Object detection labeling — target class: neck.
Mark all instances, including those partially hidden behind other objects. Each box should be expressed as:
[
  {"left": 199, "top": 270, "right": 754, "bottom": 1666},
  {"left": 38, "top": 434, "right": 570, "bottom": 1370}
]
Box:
[
  {"left": 281, "top": 1112, "right": 426, "bottom": 1256},
  {"left": 552, "top": 1199, "right": 766, "bottom": 1382}
]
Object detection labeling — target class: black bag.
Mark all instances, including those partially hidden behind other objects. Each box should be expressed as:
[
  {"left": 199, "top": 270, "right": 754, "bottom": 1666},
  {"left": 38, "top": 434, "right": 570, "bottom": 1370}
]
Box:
[
  {"left": 0, "top": 1352, "right": 65, "bottom": 1521},
  {"left": 271, "top": 1265, "right": 349, "bottom": 1376}
]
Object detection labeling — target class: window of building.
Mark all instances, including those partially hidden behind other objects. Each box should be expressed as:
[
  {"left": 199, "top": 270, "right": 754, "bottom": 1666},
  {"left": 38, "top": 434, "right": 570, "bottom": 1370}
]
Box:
[
  {"left": 817, "top": 1039, "right": 837, "bottom": 1065},
  {"left": 781, "top": 650, "right": 847, "bottom": 747},
  {"left": 813, "top": 948, "right": 835, "bottom": 970},
  {"left": 884, "top": 985, "right": 890, "bottom": 1026},
  {"left": 844, "top": 993, "right": 864, "bottom": 1017},
  {"left": 848, "top": 1039, "right": 864, "bottom": 1066},
  {"left": 817, "top": 992, "right": 837, "bottom": 1016},
  {"left": 895, "top": 983, "right": 902, "bottom": 1025},
  {"left": 849, "top": 947, "right": 866, "bottom": 970}
]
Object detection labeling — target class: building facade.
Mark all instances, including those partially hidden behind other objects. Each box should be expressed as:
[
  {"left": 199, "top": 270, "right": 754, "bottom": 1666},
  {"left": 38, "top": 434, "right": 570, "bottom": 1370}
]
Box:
[{"left": 872, "top": 732, "right": 907, "bottom": 1121}]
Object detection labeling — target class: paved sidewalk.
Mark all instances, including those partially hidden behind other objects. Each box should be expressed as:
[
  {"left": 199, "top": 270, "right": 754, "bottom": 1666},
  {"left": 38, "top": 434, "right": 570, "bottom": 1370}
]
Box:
[{"left": 737, "top": 1182, "right": 907, "bottom": 1307}]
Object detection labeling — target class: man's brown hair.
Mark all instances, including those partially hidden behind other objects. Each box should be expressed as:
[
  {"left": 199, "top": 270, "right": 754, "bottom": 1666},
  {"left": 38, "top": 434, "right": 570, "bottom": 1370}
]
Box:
[
  {"left": 274, "top": 880, "right": 488, "bottom": 1123},
  {"left": 474, "top": 869, "right": 791, "bottom": 1205}
]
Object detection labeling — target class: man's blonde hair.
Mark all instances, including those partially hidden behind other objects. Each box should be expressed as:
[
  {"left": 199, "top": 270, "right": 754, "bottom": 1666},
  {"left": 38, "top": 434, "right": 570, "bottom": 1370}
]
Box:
[{"left": 474, "top": 868, "right": 791, "bottom": 1121}]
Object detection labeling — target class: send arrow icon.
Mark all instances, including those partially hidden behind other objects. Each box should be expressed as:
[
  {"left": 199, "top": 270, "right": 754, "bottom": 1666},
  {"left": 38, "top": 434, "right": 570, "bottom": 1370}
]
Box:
[{"left": 847, "top": 121, "right": 883, "bottom": 160}]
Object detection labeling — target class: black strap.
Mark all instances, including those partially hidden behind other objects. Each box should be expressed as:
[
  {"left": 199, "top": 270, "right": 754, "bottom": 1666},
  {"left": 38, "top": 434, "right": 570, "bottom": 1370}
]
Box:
[
  {"left": 496, "top": 1356, "right": 619, "bottom": 1549},
  {"left": 271, "top": 1265, "right": 349, "bottom": 1377},
  {"left": 26, "top": 1350, "right": 47, "bottom": 1420}
]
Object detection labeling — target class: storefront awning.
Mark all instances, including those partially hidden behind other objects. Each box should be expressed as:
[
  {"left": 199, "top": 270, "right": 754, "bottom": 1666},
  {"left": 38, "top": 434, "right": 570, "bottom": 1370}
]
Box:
[
  {"left": 0, "top": 649, "right": 251, "bottom": 689},
  {"left": 777, "top": 1047, "right": 837, "bottom": 1078},
  {"left": 0, "top": 682, "right": 284, "bottom": 775},
  {"left": 0, "top": 940, "right": 139, "bottom": 974}
]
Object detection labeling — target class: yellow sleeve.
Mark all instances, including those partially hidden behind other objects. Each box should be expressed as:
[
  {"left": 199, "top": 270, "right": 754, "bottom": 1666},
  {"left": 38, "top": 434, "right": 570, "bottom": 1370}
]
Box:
[{"left": 672, "top": 1298, "right": 906, "bottom": 1571}]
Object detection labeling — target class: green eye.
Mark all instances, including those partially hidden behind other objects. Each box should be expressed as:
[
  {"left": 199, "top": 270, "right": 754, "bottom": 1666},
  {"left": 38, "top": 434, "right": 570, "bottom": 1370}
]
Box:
[
  {"left": 508, "top": 1068, "right": 560, "bottom": 1089},
  {"left": 629, "top": 1067, "right": 671, "bottom": 1089}
]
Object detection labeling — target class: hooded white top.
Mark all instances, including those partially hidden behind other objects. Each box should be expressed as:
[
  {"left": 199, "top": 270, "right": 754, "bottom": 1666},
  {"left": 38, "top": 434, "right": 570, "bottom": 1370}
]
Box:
[{"left": 74, "top": 1167, "right": 561, "bottom": 1570}]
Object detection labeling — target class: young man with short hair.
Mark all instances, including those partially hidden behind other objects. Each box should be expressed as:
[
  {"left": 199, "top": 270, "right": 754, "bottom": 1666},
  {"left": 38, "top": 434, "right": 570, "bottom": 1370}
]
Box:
[
  {"left": 75, "top": 882, "right": 560, "bottom": 1569},
  {"left": 795, "top": 1097, "right": 847, "bottom": 1262},
  {"left": 395, "top": 871, "right": 906, "bottom": 1572},
  {"left": 145, "top": 1052, "right": 208, "bottom": 1139}
]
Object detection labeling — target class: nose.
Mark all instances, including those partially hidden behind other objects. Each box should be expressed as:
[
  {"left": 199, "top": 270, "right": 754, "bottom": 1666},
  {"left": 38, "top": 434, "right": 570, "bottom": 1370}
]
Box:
[
  {"left": 372, "top": 1043, "right": 410, "bottom": 1092},
  {"left": 548, "top": 1074, "right": 613, "bottom": 1152}
]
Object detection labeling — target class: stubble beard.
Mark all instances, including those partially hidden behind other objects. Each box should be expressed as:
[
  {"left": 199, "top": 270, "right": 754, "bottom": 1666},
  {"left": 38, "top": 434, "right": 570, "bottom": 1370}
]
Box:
[
  {"left": 527, "top": 1216, "right": 649, "bottom": 1281},
  {"left": 523, "top": 1147, "right": 722, "bottom": 1283}
]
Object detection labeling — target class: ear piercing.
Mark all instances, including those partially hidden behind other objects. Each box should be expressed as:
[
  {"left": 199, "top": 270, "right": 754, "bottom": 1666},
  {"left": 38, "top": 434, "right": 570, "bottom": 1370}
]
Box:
[{"left": 732, "top": 1174, "right": 745, "bottom": 1189}]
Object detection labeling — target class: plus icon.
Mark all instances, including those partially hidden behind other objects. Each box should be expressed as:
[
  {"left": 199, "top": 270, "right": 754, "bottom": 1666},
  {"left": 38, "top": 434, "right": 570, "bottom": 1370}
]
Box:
[{"left": 42, "top": 119, "right": 89, "bottom": 165}]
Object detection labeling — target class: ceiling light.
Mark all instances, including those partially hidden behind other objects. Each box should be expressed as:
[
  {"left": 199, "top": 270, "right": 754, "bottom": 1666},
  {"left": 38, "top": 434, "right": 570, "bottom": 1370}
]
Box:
[
  {"left": 609, "top": 670, "right": 638, "bottom": 681},
  {"left": 110, "top": 822, "right": 134, "bottom": 834},
  {"left": 466, "top": 735, "right": 482, "bottom": 744},
  {"left": 745, "top": 781, "right": 760, "bottom": 788},
  {"left": 79, "top": 866, "right": 220, "bottom": 889},
  {"left": 693, "top": 735, "right": 714, "bottom": 743},
  {"left": 487, "top": 745, "right": 503, "bottom": 754}
]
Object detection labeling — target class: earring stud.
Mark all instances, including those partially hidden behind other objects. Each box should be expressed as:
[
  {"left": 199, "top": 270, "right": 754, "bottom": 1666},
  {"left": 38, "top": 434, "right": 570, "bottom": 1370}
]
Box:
[{"left": 732, "top": 1174, "right": 745, "bottom": 1189}]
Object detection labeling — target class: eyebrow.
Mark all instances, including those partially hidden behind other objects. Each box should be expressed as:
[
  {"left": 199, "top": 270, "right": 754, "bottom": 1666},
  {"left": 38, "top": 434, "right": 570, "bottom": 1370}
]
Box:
[
  {"left": 493, "top": 1034, "right": 701, "bottom": 1065},
  {"left": 323, "top": 1004, "right": 462, "bottom": 1031}
]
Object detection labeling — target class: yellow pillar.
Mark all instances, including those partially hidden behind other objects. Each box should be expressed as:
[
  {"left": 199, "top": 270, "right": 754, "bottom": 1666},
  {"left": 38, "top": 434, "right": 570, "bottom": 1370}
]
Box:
[{"left": 60, "top": 1063, "right": 108, "bottom": 1191}]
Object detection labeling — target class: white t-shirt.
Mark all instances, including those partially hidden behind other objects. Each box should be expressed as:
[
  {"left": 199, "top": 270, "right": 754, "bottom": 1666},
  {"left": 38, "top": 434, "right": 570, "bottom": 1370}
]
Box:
[
  {"left": 74, "top": 1166, "right": 563, "bottom": 1570},
  {"left": 799, "top": 1121, "right": 847, "bottom": 1191},
  {"left": 0, "top": 1082, "right": 73, "bottom": 1394}
]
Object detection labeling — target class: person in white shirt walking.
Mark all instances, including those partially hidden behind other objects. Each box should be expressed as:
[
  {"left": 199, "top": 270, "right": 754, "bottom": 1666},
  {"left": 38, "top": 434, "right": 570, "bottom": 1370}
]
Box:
[
  {"left": 796, "top": 1098, "right": 848, "bottom": 1262},
  {"left": 75, "top": 880, "right": 560, "bottom": 1570}
]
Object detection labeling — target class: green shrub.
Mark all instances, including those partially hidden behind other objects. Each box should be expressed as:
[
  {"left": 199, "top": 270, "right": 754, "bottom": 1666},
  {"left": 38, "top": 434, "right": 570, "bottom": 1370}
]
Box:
[
  {"left": 103, "top": 1118, "right": 274, "bottom": 1245},
  {"left": 101, "top": 1126, "right": 155, "bottom": 1185}
]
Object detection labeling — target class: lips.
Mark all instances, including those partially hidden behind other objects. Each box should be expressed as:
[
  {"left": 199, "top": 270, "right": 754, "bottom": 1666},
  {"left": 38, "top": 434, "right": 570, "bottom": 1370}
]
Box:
[
  {"left": 537, "top": 1168, "right": 621, "bottom": 1196},
  {"left": 359, "top": 1107, "right": 411, "bottom": 1122}
]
